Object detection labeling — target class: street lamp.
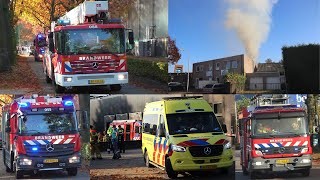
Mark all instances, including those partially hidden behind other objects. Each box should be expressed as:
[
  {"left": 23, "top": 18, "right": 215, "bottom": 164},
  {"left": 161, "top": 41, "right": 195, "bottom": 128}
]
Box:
[{"left": 180, "top": 48, "right": 190, "bottom": 92}]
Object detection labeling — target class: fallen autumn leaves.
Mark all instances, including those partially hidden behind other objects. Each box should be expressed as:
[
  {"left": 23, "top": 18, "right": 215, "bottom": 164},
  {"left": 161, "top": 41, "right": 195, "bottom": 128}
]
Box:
[{"left": 0, "top": 56, "right": 41, "bottom": 91}]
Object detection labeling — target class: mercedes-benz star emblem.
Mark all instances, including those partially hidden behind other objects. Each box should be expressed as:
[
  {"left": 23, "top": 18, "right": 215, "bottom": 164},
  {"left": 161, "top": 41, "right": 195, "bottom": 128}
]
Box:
[
  {"left": 204, "top": 147, "right": 212, "bottom": 155},
  {"left": 46, "top": 143, "right": 54, "bottom": 152},
  {"left": 92, "top": 62, "right": 99, "bottom": 69},
  {"left": 278, "top": 147, "right": 285, "bottom": 154}
]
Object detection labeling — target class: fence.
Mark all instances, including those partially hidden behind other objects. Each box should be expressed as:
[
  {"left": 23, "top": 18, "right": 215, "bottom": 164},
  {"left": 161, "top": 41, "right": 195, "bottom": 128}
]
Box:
[{"left": 247, "top": 83, "right": 282, "bottom": 90}]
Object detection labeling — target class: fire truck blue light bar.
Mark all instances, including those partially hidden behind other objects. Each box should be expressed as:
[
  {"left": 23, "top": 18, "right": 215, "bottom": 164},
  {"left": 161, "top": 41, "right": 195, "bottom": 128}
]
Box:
[
  {"left": 64, "top": 101, "right": 73, "bottom": 106},
  {"left": 32, "top": 147, "right": 38, "bottom": 151},
  {"left": 18, "top": 102, "right": 30, "bottom": 108}
]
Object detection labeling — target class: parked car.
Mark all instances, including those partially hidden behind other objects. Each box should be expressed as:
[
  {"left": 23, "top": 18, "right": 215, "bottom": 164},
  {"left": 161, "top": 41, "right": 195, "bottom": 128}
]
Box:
[
  {"left": 168, "top": 82, "right": 186, "bottom": 92},
  {"left": 203, "top": 83, "right": 226, "bottom": 93}
]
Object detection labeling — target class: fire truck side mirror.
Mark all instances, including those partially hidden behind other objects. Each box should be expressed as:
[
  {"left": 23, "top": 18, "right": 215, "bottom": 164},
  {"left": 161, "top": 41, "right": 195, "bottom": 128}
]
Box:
[
  {"left": 128, "top": 31, "right": 134, "bottom": 45},
  {"left": 49, "top": 32, "right": 54, "bottom": 52},
  {"left": 5, "top": 126, "right": 11, "bottom": 133},
  {"left": 222, "top": 124, "right": 227, "bottom": 133}
]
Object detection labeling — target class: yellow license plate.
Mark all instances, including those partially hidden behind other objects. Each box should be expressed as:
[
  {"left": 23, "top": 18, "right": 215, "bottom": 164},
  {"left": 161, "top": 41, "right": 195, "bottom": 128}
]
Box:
[
  {"left": 43, "top": 159, "right": 58, "bottom": 163},
  {"left": 200, "top": 165, "right": 217, "bottom": 169},
  {"left": 88, "top": 79, "right": 104, "bottom": 84},
  {"left": 276, "top": 159, "right": 289, "bottom": 164}
]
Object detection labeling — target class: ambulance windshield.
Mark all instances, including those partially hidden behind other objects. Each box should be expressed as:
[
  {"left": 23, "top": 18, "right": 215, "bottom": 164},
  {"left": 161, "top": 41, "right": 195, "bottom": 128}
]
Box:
[
  {"left": 59, "top": 28, "right": 125, "bottom": 55},
  {"left": 252, "top": 116, "right": 307, "bottom": 137},
  {"left": 166, "top": 112, "right": 223, "bottom": 135},
  {"left": 19, "top": 113, "right": 77, "bottom": 135}
]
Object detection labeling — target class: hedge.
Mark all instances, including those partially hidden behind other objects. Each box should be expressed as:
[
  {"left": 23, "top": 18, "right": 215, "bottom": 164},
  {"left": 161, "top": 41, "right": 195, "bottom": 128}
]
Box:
[{"left": 127, "top": 57, "right": 169, "bottom": 83}]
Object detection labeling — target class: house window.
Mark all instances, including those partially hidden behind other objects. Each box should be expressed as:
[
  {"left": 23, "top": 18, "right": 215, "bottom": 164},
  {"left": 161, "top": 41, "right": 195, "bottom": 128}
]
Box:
[
  {"left": 226, "top": 61, "right": 231, "bottom": 69},
  {"left": 200, "top": 65, "right": 203, "bottom": 71},
  {"left": 232, "top": 61, "right": 238, "bottom": 68},
  {"left": 196, "top": 66, "right": 200, "bottom": 72},
  {"left": 216, "top": 63, "right": 220, "bottom": 70}
]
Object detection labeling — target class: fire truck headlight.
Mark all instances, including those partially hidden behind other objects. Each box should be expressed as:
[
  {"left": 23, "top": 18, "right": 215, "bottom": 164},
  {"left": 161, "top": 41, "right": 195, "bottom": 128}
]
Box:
[
  {"left": 172, "top": 145, "right": 186, "bottom": 152},
  {"left": 64, "top": 77, "right": 73, "bottom": 82},
  {"left": 255, "top": 150, "right": 263, "bottom": 156},
  {"left": 39, "top": 54, "right": 43, "bottom": 58},
  {"left": 69, "top": 156, "right": 80, "bottom": 163},
  {"left": 224, "top": 142, "right": 232, "bottom": 149},
  {"left": 20, "top": 159, "right": 32, "bottom": 166},
  {"left": 118, "top": 74, "right": 127, "bottom": 80},
  {"left": 301, "top": 159, "right": 311, "bottom": 164},
  {"left": 255, "top": 161, "right": 262, "bottom": 166},
  {"left": 301, "top": 147, "right": 308, "bottom": 153}
]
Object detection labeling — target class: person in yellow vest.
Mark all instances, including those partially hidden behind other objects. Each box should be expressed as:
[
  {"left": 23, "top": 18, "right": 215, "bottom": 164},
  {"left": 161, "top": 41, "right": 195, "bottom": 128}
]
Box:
[
  {"left": 118, "top": 125, "right": 125, "bottom": 153},
  {"left": 90, "top": 125, "right": 102, "bottom": 160}
]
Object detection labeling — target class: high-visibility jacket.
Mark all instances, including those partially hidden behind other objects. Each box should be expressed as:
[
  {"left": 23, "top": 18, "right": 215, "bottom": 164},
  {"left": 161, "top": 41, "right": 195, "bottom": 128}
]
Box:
[{"left": 107, "top": 126, "right": 113, "bottom": 135}]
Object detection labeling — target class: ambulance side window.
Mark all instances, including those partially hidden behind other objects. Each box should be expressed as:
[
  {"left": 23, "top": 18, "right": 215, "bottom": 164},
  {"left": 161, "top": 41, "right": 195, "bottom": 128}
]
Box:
[
  {"left": 143, "top": 114, "right": 158, "bottom": 135},
  {"left": 157, "top": 115, "right": 166, "bottom": 137}
]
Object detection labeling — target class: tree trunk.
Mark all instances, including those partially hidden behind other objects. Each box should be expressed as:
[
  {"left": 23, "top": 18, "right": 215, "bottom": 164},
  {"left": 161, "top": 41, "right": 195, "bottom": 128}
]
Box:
[
  {"left": 0, "top": 0, "right": 11, "bottom": 72},
  {"left": 307, "top": 94, "right": 314, "bottom": 133},
  {"left": 78, "top": 94, "right": 90, "bottom": 144}
]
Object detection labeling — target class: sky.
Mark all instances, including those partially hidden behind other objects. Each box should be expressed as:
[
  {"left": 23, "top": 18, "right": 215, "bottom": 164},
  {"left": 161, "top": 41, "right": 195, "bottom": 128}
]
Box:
[{"left": 168, "top": 0, "right": 320, "bottom": 72}]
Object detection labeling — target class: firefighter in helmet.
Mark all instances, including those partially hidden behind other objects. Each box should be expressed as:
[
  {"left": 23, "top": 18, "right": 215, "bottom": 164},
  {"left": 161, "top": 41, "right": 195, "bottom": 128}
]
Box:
[
  {"left": 90, "top": 125, "right": 102, "bottom": 160},
  {"left": 118, "top": 125, "right": 125, "bottom": 153},
  {"left": 257, "top": 123, "right": 272, "bottom": 134}
]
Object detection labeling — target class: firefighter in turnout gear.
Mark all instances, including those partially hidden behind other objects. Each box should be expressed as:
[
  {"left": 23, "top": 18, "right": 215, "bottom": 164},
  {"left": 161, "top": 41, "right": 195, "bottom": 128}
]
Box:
[
  {"left": 90, "top": 125, "right": 102, "bottom": 160},
  {"left": 118, "top": 125, "right": 125, "bottom": 153}
]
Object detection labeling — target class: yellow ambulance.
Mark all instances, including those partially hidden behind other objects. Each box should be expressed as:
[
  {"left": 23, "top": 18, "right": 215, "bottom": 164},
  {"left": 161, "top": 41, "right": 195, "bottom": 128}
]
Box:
[{"left": 141, "top": 96, "right": 233, "bottom": 178}]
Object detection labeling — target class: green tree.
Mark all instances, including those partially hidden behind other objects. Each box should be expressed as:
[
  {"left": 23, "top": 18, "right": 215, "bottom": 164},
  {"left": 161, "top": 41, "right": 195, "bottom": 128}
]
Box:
[
  {"left": 236, "top": 96, "right": 250, "bottom": 114},
  {"left": 225, "top": 73, "right": 246, "bottom": 93}
]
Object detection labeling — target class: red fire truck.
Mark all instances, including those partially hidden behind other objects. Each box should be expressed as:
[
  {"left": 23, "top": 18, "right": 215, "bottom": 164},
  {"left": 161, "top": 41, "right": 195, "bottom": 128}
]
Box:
[
  {"left": 33, "top": 33, "right": 47, "bottom": 62},
  {"left": 1, "top": 95, "right": 84, "bottom": 179},
  {"left": 44, "top": 0, "right": 134, "bottom": 93},
  {"left": 110, "top": 120, "right": 142, "bottom": 141},
  {"left": 239, "top": 100, "right": 312, "bottom": 178}
]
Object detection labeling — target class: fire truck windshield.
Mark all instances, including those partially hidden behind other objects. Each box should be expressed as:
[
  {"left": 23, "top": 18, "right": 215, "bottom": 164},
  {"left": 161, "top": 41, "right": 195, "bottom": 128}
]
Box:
[
  {"left": 252, "top": 116, "right": 307, "bottom": 137},
  {"left": 18, "top": 113, "right": 77, "bottom": 135},
  {"left": 38, "top": 39, "right": 46, "bottom": 47},
  {"left": 166, "top": 112, "right": 223, "bottom": 135},
  {"left": 58, "top": 28, "right": 125, "bottom": 55}
]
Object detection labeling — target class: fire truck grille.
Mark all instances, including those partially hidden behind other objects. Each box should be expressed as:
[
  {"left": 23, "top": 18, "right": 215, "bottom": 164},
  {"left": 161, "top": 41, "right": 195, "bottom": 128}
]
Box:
[
  {"left": 25, "top": 144, "right": 75, "bottom": 157},
  {"left": 69, "top": 61, "right": 120, "bottom": 74},
  {"left": 261, "top": 146, "right": 303, "bottom": 155},
  {"left": 188, "top": 145, "right": 223, "bottom": 157}
]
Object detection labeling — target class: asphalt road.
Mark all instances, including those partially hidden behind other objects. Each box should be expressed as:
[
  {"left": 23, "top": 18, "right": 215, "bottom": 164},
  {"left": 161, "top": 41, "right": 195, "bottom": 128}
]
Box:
[
  {"left": 0, "top": 150, "right": 89, "bottom": 180},
  {"left": 234, "top": 150, "right": 320, "bottom": 180},
  {"left": 91, "top": 148, "right": 235, "bottom": 180},
  {"left": 0, "top": 56, "right": 156, "bottom": 94}
]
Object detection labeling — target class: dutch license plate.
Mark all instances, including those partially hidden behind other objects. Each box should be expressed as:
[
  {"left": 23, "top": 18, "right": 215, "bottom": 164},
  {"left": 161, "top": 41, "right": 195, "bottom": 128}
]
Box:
[
  {"left": 43, "top": 159, "right": 58, "bottom": 163},
  {"left": 200, "top": 165, "right": 217, "bottom": 169},
  {"left": 88, "top": 79, "right": 104, "bottom": 84},
  {"left": 276, "top": 159, "right": 289, "bottom": 164}
]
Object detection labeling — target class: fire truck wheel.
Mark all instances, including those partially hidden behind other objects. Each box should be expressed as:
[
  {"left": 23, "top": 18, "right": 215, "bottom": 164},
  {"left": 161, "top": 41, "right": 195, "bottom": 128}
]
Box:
[
  {"left": 301, "top": 168, "right": 310, "bottom": 177},
  {"left": 110, "top": 85, "right": 121, "bottom": 91},
  {"left": 67, "top": 168, "right": 78, "bottom": 176},
  {"left": 15, "top": 170, "right": 23, "bottom": 179},
  {"left": 242, "top": 165, "right": 248, "bottom": 175},
  {"left": 165, "top": 157, "right": 178, "bottom": 179},
  {"left": 144, "top": 151, "right": 154, "bottom": 168}
]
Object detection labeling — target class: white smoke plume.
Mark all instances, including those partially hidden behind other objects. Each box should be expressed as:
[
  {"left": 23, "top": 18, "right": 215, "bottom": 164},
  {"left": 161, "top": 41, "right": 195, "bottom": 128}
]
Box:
[{"left": 225, "top": 0, "right": 278, "bottom": 62}]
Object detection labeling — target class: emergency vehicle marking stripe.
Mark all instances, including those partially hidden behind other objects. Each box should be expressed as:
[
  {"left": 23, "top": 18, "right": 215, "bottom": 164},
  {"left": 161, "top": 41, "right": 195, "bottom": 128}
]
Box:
[
  {"left": 284, "top": 142, "right": 292, "bottom": 147},
  {"left": 37, "top": 140, "right": 47, "bottom": 145},
  {"left": 53, "top": 139, "right": 63, "bottom": 144},
  {"left": 26, "top": 140, "right": 36, "bottom": 145},
  {"left": 254, "top": 144, "right": 261, "bottom": 149},
  {"left": 163, "top": 138, "right": 168, "bottom": 154},
  {"left": 158, "top": 137, "right": 162, "bottom": 152},
  {"left": 119, "top": 59, "right": 125, "bottom": 70},
  {"left": 65, "top": 62, "right": 72, "bottom": 72},
  {"left": 302, "top": 141, "right": 308, "bottom": 146},
  {"left": 64, "top": 138, "right": 73, "bottom": 144},
  {"left": 262, "top": 143, "right": 270, "bottom": 148},
  {"left": 293, "top": 141, "right": 301, "bottom": 146}
]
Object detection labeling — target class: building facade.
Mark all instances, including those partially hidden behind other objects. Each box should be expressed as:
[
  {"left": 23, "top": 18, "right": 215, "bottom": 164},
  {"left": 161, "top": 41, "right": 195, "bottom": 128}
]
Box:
[{"left": 192, "top": 54, "right": 254, "bottom": 89}]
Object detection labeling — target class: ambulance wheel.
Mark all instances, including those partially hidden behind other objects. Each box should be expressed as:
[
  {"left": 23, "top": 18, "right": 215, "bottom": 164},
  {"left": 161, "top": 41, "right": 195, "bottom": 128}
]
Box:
[
  {"left": 110, "top": 84, "right": 121, "bottom": 91},
  {"left": 165, "top": 157, "right": 178, "bottom": 179},
  {"left": 144, "top": 151, "right": 153, "bottom": 168},
  {"left": 67, "top": 168, "right": 78, "bottom": 176},
  {"left": 16, "top": 170, "right": 23, "bottom": 179},
  {"left": 301, "top": 168, "right": 310, "bottom": 177}
]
